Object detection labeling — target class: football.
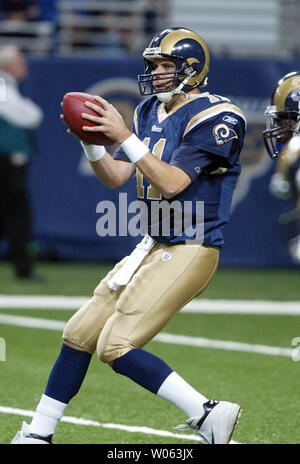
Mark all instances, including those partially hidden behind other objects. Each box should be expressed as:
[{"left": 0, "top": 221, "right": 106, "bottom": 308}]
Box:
[{"left": 62, "top": 92, "right": 115, "bottom": 146}]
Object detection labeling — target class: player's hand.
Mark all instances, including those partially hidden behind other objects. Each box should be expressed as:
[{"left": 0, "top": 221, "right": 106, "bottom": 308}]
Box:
[
  {"left": 60, "top": 113, "right": 82, "bottom": 139},
  {"left": 81, "top": 96, "right": 131, "bottom": 144},
  {"left": 60, "top": 104, "right": 89, "bottom": 143}
]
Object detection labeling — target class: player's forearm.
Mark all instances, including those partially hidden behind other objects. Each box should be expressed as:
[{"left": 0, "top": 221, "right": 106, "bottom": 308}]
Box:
[
  {"left": 91, "top": 154, "right": 134, "bottom": 189},
  {"left": 81, "top": 141, "right": 134, "bottom": 188},
  {"left": 136, "top": 153, "right": 191, "bottom": 199}
]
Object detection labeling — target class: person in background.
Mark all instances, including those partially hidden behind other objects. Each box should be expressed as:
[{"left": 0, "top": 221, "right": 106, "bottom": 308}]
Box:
[
  {"left": 0, "top": 0, "right": 41, "bottom": 21},
  {"left": 0, "top": 45, "right": 43, "bottom": 279},
  {"left": 263, "top": 71, "right": 300, "bottom": 264}
]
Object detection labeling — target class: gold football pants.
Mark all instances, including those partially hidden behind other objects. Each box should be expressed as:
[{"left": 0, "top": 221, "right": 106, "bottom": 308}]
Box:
[{"left": 63, "top": 242, "right": 219, "bottom": 363}]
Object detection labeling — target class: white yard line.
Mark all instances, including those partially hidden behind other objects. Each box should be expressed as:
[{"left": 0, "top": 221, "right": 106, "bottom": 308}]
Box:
[
  {"left": 0, "top": 295, "right": 299, "bottom": 315},
  {"left": 185, "top": 298, "right": 300, "bottom": 315},
  {"left": 0, "top": 314, "right": 293, "bottom": 358},
  {"left": 0, "top": 295, "right": 88, "bottom": 309},
  {"left": 0, "top": 405, "right": 240, "bottom": 444},
  {"left": 0, "top": 314, "right": 65, "bottom": 330},
  {"left": 0, "top": 405, "right": 201, "bottom": 442},
  {"left": 155, "top": 333, "right": 293, "bottom": 357}
]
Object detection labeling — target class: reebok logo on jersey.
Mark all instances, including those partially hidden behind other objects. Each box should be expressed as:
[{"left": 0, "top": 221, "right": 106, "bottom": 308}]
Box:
[
  {"left": 223, "top": 115, "right": 238, "bottom": 125},
  {"left": 151, "top": 125, "right": 162, "bottom": 132}
]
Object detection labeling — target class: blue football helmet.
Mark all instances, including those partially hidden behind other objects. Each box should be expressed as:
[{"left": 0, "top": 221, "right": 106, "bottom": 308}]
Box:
[
  {"left": 138, "top": 27, "right": 210, "bottom": 97},
  {"left": 263, "top": 71, "right": 300, "bottom": 158}
]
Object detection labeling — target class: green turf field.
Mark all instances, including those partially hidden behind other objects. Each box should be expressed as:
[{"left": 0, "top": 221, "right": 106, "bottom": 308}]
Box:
[{"left": 0, "top": 262, "right": 300, "bottom": 445}]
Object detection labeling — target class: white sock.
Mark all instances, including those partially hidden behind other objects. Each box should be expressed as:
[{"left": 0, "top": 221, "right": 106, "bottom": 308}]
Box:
[
  {"left": 30, "top": 394, "right": 68, "bottom": 437},
  {"left": 157, "top": 372, "right": 208, "bottom": 418}
]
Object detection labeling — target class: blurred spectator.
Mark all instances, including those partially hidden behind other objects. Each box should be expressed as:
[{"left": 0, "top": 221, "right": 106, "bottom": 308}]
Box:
[
  {"left": 144, "top": 0, "right": 166, "bottom": 39},
  {"left": 0, "top": 45, "right": 43, "bottom": 279},
  {"left": 1, "top": 0, "right": 41, "bottom": 21}
]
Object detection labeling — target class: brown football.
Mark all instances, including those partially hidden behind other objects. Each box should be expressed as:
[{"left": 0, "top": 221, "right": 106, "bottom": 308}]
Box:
[{"left": 62, "top": 92, "right": 114, "bottom": 146}]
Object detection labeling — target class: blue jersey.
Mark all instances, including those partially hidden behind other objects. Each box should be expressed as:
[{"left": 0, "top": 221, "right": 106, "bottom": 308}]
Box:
[{"left": 114, "top": 93, "right": 246, "bottom": 247}]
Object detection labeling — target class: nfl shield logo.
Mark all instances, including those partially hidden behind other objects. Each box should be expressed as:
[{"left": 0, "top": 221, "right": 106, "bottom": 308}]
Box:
[{"left": 162, "top": 251, "right": 172, "bottom": 262}]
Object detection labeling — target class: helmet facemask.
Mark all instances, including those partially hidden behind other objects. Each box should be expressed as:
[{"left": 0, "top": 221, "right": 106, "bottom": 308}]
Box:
[
  {"left": 263, "top": 71, "right": 300, "bottom": 158},
  {"left": 138, "top": 55, "right": 200, "bottom": 97},
  {"left": 263, "top": 108, "right": 300, "bottom": 158}
]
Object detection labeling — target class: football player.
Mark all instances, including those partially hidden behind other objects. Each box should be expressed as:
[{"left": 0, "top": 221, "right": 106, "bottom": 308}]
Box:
[
  {"left": 11, "top": 27, "right": 246, "bottom": 445},
  {"left": 263, "top": 71, "right": 300, "bottom": 262}
]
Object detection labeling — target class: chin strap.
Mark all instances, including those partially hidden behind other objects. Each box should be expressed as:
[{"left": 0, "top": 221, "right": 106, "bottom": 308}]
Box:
[{"left": 157, "top": 71, "right": 198, "bottom": 104}]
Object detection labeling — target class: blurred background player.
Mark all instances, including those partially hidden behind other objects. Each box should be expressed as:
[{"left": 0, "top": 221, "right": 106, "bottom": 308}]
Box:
[
  {"left": 11, "top": 27, "right": 245, "bottom": 445},
  {"left": 0, "top": 45, "right": 43, "bottom": 279},
  {"left": 263, "top": 71, "right": 300, "bottom": 263}
]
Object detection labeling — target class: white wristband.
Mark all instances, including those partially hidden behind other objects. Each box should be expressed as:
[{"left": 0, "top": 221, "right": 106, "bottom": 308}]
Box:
[
  {"left": 120, "top": 134, "right": 149, "bottom": 164},
  {"left": 80, "top": 141, "right": 106, "bottom": 162}
]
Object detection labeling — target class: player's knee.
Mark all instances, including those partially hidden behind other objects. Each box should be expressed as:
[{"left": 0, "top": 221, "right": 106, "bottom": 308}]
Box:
[
  {"left": 97, "top": 342, "right": 116, "bottom": 364},
  {"left": 96, "top": 338, "right": 132, "bottom": 365},
  {"left": 96, "top": 311, "right": 134, "bottom": 364},
  {"left": 63, "top": 319, "right": 92, "bottom": 354},
  {"left": 97, "top": 348, "right": 109, "bottom": 364},
  {"left": 62, "top": 320, "right": 75, "bottom": 345},
  {"left": 63, "top": 340, "right": 88, "bottom": 352}
]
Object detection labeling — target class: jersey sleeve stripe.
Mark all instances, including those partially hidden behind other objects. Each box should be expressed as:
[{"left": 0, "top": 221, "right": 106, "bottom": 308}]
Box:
[{"left": 183, "top": 103, "right": 247, "bottom": 138}]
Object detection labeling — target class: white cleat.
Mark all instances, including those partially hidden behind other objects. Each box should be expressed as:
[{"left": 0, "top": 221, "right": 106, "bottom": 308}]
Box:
[
  {"left": 10, "top": 421, "right": 52, "bottom": 444},
  {"left": 175, "top": 399, "right": 242, "bottom": 444}
]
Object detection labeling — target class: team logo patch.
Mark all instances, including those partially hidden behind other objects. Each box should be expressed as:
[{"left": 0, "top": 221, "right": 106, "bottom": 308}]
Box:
[
  {"left": 162, "top": 251, "right": 172, "bottom": 262},
  {"left": 213, "top": 124, "right": 238, "bottom": 145}
]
